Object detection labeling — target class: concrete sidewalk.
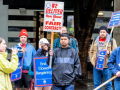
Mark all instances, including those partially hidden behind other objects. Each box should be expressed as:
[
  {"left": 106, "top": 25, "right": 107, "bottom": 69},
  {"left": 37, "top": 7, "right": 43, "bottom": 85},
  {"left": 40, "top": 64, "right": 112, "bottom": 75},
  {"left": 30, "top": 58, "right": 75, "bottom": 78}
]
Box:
[{"left": 12, "top": 79, "right": 110, "bottom": 90}]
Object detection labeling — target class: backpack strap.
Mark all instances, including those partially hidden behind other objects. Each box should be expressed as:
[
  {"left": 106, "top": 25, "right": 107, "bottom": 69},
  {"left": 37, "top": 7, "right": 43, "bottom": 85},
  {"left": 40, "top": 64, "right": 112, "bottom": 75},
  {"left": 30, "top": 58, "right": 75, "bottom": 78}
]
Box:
[
  {"left": 93, "top": 37, "right": 97, "bottom": 43},
  {"left": 110, "top": 38, "right": 113, "bottom": 47}
]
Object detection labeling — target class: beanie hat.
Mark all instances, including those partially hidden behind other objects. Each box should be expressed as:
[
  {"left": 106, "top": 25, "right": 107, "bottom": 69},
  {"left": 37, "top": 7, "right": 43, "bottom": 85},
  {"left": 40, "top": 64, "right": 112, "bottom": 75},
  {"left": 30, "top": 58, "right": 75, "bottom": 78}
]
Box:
[
  {"left": 99, "top": 26, "right": 109, "bottom": 33},
  {"left": 19, "top": 29, "right": 28, "bottom": 37},
  {"left": 39, "top": 38, "right": 49, "bottom": 44},
  {"left": 60, "top": 33, "right": 70, "bottom": 39}
]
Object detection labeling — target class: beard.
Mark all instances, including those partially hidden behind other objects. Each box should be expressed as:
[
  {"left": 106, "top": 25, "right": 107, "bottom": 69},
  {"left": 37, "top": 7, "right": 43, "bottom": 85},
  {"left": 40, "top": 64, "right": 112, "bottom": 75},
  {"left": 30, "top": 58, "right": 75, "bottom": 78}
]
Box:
[{"left": 100, "top": 36, "right": 106, "bottom": 39}]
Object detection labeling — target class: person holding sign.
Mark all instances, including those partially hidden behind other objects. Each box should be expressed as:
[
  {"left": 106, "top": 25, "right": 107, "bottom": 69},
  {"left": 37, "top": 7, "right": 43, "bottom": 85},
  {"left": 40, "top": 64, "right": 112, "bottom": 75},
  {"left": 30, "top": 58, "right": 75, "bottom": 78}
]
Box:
[
  {"left": 48, "top": 33, "right": 81, "bottom": 90},
  {"left": 107, "top": 47, "right": 120, "bottom": 90},
  {"left": 14, "top": 29, "right": 36, "bottom": 90},
  {"left": 30, "top": 38, "right": 52, "bottom": 90},
  {"left": 89, "top": 26, "right": 117, "bottom": 90},
  {"left": 53, "top": 26, "right": 78, "bottom": 52},
  {"left": 0, "top": 37, "right": 18, "bottom": 90}
]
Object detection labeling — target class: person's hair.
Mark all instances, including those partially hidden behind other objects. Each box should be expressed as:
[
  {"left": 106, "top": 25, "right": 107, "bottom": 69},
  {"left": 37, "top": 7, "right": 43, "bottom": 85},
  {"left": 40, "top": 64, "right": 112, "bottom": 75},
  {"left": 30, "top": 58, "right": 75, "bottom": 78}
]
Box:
[
  {"left": 69, "top": 33, "right": 73, "bottom": 37},
  {"left": 62, "top": 26, "right": 68, "bottom": 33},
  {"left": 0, "top": 37, "right": 3, "bottom": 44},
  {"left": 41, "top": 43, "right": 50, "bottom": 56}
]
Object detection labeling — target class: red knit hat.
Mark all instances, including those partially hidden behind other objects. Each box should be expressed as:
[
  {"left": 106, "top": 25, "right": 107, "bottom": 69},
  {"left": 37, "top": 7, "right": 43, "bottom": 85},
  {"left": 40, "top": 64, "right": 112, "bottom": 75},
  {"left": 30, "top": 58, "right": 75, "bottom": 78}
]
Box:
[{"left": 19, "top": 29, "right": 28, "bottom": 37}]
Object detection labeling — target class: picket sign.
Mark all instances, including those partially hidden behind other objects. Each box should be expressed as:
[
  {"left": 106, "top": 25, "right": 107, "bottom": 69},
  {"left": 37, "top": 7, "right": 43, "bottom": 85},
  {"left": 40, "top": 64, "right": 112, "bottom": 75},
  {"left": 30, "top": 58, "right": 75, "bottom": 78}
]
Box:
[
  {"left": 43, "top": 1, "right": 64, "bottom": 68},
  {"left": 10, "top": 57, "right": 23, "bottom": 82},
  {"left": 33, "top": 57, "right": 52, "bottom": 87},
  {"left": 32, "top": 1, "right": 64, "bottom": 87},
  {"left": 94, "top": 76, "right": 117, "bottom": 90}
]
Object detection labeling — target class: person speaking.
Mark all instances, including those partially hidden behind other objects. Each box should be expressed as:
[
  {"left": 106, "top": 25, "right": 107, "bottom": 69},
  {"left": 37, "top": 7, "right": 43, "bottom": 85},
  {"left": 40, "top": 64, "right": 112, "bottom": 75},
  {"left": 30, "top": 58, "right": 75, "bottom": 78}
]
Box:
[{"left": 0, "top": 37, "right": 18, "bottom": 90}]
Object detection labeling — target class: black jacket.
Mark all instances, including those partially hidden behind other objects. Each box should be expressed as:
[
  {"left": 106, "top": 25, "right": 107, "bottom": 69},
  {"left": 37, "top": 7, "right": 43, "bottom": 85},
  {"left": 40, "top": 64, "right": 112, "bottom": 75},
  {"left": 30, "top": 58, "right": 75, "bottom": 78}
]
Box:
[{"left": 48, "top": 46, "right": 82, "bottom": 86}]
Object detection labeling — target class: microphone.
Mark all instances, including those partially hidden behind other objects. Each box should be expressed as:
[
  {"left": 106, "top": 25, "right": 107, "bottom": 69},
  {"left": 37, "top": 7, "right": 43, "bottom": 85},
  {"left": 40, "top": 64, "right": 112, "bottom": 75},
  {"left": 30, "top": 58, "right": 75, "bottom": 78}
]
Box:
[{"left": 6, "top": 47, "right": 23, "bottom": 52}]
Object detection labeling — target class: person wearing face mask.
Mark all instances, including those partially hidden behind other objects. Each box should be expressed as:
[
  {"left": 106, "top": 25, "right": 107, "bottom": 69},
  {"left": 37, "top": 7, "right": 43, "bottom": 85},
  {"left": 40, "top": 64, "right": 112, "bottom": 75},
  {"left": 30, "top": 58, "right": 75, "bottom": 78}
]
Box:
[
  {"left": 29, "top": 38, "right": 51, "bottom": 90},
  {"left": 53, "top": 26, "right": 77, "bottom": 52},
  {"left": 89, "top": 26, "right": 117, "bottom": 90},
  {"left": 0, "top": 37, "right": 18, "bottom": 90}
]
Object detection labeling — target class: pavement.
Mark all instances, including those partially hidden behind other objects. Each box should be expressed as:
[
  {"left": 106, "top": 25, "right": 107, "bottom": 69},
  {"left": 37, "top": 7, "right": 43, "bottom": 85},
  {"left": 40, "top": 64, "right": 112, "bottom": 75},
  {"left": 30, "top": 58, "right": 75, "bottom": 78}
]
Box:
[
  {"left": 12, "top": 79, "right": 107, "bottom": 90},
  {"left": 12, "top": 71, "right": 115, "bottom": 90}
]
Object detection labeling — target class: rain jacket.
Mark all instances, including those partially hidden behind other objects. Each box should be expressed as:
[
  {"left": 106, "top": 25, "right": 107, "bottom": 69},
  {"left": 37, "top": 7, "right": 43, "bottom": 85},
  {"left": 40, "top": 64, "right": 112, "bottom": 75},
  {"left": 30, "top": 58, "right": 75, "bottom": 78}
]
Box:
[
  {"left": 0, "top": 52, "right": 18, "bottom": 90},
  {"left": 48, "top": 46, "right": 81, "bottom": 86},
  {"left": 14, "top": 43, "right": 36, "bottom": 70}
]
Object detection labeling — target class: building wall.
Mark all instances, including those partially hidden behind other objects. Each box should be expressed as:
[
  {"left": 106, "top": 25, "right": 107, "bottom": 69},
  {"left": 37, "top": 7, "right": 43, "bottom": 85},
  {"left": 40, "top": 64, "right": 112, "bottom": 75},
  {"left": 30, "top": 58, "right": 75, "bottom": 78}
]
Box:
[
  {"left": 0, "top": 0, "right": 8, "bottom": 45},
  {"left": 8, "top": 9, "right": 37, "bottom": 48},
  {"left": 92, "top": 11, "right": 112, "bottom": 40}
]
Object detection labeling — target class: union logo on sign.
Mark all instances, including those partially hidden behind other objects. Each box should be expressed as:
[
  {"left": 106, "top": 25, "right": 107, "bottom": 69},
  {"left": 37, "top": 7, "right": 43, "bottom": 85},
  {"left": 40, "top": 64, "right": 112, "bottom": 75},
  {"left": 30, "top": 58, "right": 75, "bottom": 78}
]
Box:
[{"left": 46, "top": 3, "right": 51, "bottom": 8}]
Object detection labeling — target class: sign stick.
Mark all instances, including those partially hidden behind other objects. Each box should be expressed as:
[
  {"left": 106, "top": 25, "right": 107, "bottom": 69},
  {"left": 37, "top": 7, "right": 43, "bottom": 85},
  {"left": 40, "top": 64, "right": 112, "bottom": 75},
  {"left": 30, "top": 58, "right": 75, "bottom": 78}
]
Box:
[
  {"left": 93, "top": 76, "right": 116, "bottom": 90},
  {"left": 105, "top": 26, "right": 114, "bottom": 50},
  {"left": 49, "top": 32, "right": 54, "bottom": 68}
]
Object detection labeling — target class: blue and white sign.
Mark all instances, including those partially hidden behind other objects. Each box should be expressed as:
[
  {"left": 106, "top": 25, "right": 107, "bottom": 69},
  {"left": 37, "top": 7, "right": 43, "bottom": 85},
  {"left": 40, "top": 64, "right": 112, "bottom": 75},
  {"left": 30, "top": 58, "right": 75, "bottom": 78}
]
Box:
[
  {"left": 11, "top": 58, "right": 23, "bottom": 82},
  {"left": 108, "top": 11, "right": 120, "bottom": 27},
  {"left": 33, "top": 57, "right": 52, "bottom": 87},
  {"left": 96, "top": 50, "right": 107, "bottom": 70}
]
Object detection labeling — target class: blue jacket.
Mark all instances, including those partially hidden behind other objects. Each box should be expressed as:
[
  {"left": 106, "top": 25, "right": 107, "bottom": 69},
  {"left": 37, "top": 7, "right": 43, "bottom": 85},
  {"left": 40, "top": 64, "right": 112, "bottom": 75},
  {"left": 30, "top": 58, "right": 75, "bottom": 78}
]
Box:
[
  {"left": 53, "top": 37, "right": 77, "bottom": 52},
  {"left": 28, "top": 48, "right": 48, "bottom": 78},
  {"left": 14, "top": 43, "right": 36, "bottom": 70},
  {"left": 34, "top": 48, "right": 48, "bottom": 57},
  {"left": 107, "top": 46, "right": 120, "bottom": 80}
]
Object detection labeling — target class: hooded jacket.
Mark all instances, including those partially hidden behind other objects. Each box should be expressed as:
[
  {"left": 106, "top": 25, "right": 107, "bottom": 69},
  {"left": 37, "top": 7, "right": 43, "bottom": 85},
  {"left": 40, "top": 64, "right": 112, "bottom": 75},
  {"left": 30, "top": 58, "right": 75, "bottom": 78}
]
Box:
[
  {"left": 48, "top": 46, "right": 81, "bottom": 86},
  {"left": 0, "top": 52, "right": 18, "bottom": 90},
  {"left": 89, "top": 34, "right": 117, "bottom": 68}
]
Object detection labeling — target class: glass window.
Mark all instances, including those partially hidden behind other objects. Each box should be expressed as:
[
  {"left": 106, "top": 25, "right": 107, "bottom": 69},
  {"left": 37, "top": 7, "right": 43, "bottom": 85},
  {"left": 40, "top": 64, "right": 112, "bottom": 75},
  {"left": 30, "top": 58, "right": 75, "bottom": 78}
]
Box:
[{"left": 67, "top": 15, "right": 74, "bottom": 35}]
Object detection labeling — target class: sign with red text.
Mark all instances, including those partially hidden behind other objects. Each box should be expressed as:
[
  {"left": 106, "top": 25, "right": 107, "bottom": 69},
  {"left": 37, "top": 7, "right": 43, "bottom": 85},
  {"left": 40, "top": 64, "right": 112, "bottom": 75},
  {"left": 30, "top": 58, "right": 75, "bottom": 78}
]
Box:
[{"left": 43, "top": 1, "right": 64, "bottom": 32}]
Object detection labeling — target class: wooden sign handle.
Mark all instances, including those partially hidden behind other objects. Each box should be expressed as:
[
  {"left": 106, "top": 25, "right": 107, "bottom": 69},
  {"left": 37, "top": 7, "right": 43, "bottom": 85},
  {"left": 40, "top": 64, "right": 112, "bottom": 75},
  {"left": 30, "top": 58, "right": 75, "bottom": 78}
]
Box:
[
  {"left": 94, "top": 76, "right": 117, "bottom": 90},
  {"left": 51, "top": 32, "right": 54, "bottom": 49}
]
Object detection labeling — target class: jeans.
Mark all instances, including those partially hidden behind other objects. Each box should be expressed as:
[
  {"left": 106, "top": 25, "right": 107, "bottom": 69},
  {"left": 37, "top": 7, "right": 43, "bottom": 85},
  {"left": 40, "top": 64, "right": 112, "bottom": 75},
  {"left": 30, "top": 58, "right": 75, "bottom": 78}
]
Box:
[
  {"left": 114, "top": 80, "right": 120, "bottom": 90},
  {"left": 93, "top": 67, "right": 113, "bottom": 90},
  {"left": 53, "top": 85, "right": 74, "bottom": 90}
]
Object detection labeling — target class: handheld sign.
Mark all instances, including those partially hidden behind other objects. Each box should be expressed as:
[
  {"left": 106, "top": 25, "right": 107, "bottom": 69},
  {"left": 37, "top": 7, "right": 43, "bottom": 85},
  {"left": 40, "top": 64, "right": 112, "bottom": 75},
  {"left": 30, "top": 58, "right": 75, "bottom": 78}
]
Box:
[
  {"left": 43, "top": 1, "right": 64, "bottom": 32},
  {"left": 33, "top": 57, "right": 52, "bottom": 87},
  {"left": 43, "top": 1, "right": 64, "bottom": 68},
  {"left": 10, "top": 57, "right": 23, "bottom": 82},
  {"left": 108, "top": 11, "right": 120, "bottom": 28},
  {"left": 96, "top": 50, "right": 107, "bottom": 70}
]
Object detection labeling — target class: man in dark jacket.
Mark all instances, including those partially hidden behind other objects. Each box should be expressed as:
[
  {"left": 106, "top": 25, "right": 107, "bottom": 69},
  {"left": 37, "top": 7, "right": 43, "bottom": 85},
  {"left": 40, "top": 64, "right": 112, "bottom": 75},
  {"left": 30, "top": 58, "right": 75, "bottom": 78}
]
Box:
[{"left": 48, "top": 33, "right": 81, "bottom": 90}]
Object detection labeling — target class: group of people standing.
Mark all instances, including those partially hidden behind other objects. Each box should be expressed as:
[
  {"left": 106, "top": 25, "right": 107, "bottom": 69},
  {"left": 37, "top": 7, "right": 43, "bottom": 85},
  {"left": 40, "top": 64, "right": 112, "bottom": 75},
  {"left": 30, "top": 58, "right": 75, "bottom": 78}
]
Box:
[
  {"left": 0, "top": 26, "right": 81, "bottom": 90},
  {"left": 0, "top": 25, "right": 120, "bottom": 90}
]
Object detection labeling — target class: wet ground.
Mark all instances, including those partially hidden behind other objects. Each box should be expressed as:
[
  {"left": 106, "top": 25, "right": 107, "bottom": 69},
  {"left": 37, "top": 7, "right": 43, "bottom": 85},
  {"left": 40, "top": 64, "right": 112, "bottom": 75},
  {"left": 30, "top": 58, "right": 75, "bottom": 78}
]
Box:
[
  {"left": 12, "top": 79, "right": 111, "bottom": 90},
  {"left": 12, "top": 72, "right": 115, "bottom": 90}
]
